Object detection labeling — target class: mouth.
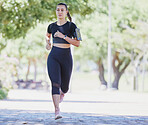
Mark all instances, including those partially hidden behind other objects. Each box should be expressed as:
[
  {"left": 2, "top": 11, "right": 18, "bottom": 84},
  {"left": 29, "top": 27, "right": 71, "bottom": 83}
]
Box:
[{"left": 58, "top": 14, "right": 62, "bottom": 16}]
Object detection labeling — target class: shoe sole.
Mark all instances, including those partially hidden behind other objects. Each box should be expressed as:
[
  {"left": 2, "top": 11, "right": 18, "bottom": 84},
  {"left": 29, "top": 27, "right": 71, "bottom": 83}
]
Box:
[{"left": 55, "top": 115, "right": 62, "bottom": 120}]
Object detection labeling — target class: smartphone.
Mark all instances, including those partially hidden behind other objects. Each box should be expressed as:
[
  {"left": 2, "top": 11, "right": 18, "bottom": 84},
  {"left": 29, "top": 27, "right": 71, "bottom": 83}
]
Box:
[{"left": 75, "top": 28, "right": 82, "bottom": 41}]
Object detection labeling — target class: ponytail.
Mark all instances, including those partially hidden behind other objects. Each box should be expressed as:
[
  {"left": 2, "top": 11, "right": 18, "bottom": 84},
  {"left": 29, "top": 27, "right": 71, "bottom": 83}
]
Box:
[
  {"left": 57, "top": 3, "right": 72, "bottom": 22},
  {"left": 67, "top": 11, "right": 72, "bottom": 22}
]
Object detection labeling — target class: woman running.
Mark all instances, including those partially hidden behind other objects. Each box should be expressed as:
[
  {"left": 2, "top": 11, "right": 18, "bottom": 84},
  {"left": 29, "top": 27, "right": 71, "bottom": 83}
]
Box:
[{"left": 46, "top": 3, "right": 81, "bottom": 120}]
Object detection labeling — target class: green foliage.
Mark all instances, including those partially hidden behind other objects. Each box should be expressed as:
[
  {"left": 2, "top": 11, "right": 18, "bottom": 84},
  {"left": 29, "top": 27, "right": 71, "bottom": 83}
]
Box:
[
  {"left": 1, "top": 22, "right": 49, "bottom": 80},
  {"left": 3, "top": 22, "right": 48, "bottom": 59},
  {"left": 0, "top": 55, "right": 18, "bottom": 88},
  {"left": 0, "top": 0, "right": 94, "bottom": 39},
  {"left": 0, "top": 35, "right": 7, "bottom": 53},
  {"left": 96, "top": 0, "right": 148, "bottom": 31},
  {"left": 112, "top": 21, "right": 148, "bottom": 59},
  {"left": 0, "top": 87, "right": 9, "bottom": 100},
  {"left": 75, "top": 12, "right": 108, "bottom": 63},
  {"left": 75, "top": 0, "right": 148, "bottom": 64}
]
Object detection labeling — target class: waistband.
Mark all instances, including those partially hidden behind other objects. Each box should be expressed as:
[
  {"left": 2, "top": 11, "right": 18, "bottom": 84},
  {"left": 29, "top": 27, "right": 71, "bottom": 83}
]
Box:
[
  {"left": 52, "top": 46, "right": 70, "bottom": 50},
  {"left": 50, "top": 46, "right": 71, "bottom": 55}
]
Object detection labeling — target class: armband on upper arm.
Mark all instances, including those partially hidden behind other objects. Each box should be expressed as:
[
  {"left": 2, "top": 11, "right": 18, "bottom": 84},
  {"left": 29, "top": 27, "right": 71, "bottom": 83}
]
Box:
[{"left": 75, "top": 28, "right": 82, "bottom": 41}]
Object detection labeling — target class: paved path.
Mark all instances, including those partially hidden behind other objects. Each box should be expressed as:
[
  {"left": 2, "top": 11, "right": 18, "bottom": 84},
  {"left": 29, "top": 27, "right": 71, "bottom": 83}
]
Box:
[{"left": 0, "top": 89, "right": 148, "bottom": 125}]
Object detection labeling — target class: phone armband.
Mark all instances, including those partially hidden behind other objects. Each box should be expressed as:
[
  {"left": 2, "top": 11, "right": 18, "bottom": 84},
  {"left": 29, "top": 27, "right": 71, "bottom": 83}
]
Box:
[{"left": 75, "top": 28, "right": 82, "bottom": 41}]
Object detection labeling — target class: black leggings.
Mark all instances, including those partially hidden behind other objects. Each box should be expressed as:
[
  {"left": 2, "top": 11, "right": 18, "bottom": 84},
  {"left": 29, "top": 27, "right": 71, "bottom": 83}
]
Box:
[{"left": 47, "top": 46, "right": 73, "bottom": 95}]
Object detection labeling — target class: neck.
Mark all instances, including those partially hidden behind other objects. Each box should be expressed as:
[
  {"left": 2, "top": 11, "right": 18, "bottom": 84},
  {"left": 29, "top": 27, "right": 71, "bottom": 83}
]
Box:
[{"left": 57, "top": 19, "right": 67, "bottom": 25}]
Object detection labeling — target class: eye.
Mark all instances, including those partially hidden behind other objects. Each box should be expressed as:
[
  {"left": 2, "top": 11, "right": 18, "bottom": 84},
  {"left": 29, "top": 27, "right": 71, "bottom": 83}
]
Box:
[
  {"left": 61, "top": 9, "right": 64, "bottom": 11},
  {"left": 56, "top": 8, "right": 60, "bottom": 11}
]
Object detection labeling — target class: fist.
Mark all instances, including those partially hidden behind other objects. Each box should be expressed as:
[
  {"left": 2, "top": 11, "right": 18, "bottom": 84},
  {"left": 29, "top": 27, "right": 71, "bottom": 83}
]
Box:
[
  {"left": 46, "top": 43, "right": 51, "bottom": 50},
  {"left": 54, "top": 30, "right": 64, "bottom": 38}
]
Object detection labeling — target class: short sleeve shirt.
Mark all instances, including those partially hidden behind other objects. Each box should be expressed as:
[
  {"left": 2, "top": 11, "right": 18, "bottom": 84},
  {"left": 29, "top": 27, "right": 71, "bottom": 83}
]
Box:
[{"left": 47, "top": 21, "right": 77, "bottom": 44}]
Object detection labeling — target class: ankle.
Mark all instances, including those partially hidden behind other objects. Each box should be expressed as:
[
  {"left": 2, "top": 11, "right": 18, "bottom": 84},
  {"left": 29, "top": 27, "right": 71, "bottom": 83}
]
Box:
[
  {"left": 55, "top": 107, "right": 60, "bottom": 112},
  {"left": 55, "top": 107, "right": 60, "bottom": 116}
]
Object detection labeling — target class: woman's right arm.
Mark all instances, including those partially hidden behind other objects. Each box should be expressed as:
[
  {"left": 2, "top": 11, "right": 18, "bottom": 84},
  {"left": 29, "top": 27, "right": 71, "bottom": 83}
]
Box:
[
  {"left": 46, "top": 33, "right": 52, "bottom": 50},
  {"left": 46, "top": 32, "right": 51, "bottom": 44}
]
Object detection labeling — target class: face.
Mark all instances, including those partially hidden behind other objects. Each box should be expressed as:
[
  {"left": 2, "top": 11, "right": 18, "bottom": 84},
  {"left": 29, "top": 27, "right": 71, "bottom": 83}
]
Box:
[{"left": 56, "top": 5, "right": 68, "bottom": 19}]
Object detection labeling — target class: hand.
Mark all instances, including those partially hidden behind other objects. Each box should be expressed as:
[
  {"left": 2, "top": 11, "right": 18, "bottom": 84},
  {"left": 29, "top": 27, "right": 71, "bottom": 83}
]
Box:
[
  {"left": 45, "top": 36, "right": 50, "bottom": 44},
  {"left": 54, "top": 30, "right": 64, "bottom": 39},
  {"left": 46, "top": 43, "right": 51, "bottom": 50}
]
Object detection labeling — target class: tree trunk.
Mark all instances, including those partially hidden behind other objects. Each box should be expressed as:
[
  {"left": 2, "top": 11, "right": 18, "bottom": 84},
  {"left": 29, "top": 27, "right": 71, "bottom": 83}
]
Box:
[
  {"left": 26, "top": 59, "right": 31, "bottom": 81},
  {"left": 112, "top": 72, "right": 121, "bottom": 89},
  {"left": 33, "top": 59, "right": 37, "bottom": 81},
  {"left": 16, "top": 58, "right": 21, "bottom": 80},
  {"left": 97, "top": 59, "right": 107, "bottom": 86},
  {"left": 112, "top": 51, "right": 131, "bottom": 89},
  {"left": 133, "top": 66, "right": 139, "bottom": 91}
]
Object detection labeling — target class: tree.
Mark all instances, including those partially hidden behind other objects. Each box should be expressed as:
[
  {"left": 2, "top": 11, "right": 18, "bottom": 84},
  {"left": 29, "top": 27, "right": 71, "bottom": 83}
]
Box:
[
  {"left": 0, "top": 35, "right": 7, "bottom": 54},
  {"left": 0, "top": 0, "right": 94, "bottom": 39},
  {"left": 0, "top": 55, "right": 18, "bottom": 88},
  {"left": 114, "top": 21, "right": 148, "bottom": 90},
  {"left": 74, "top": 0, "right": 148, "bottom": 90},
  {"left": 2, "top": 23, "right": 48, "bottom": 81},
  {"left": 0, "top": 0, "right": 95, "bottom": 86}
]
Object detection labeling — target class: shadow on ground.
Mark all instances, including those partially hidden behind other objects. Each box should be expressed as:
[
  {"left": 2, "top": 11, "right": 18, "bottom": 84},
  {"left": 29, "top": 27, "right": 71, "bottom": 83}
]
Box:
[
  {"left": 2, "top": 98, "right": 129, "bottom": 104},
  {"left": 0, "top": 109, "right": 148, "bottom": 125}
]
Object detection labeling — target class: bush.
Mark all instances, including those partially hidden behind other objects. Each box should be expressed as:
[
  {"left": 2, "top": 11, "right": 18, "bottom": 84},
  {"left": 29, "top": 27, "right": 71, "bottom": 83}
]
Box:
[
  {"left": 0, "top": 88, "right": 9, "bottom": 100},
  {"left": 0, "top": 55, "right": 18, "bottom": 89}
]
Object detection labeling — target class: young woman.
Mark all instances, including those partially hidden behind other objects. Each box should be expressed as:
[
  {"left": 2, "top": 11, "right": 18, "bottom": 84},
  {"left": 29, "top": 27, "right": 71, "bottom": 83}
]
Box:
[{"left": 46, "top": 3, "right": 81, "bottom": 120}]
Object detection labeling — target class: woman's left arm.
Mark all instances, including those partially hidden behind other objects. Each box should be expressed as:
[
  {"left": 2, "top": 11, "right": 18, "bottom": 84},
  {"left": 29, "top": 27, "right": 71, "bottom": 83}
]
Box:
[
  {"left": 54, "top": 31, "right": 80, "bottom": 47},
  {"left": 64, "top": 36, "right": 80, "bottom": 47}
]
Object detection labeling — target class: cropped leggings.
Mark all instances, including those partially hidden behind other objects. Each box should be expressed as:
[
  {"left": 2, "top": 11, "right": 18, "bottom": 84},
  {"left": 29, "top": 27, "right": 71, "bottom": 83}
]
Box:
[{"left": 47, "top": 46, "right": 73, "bottom": 95}]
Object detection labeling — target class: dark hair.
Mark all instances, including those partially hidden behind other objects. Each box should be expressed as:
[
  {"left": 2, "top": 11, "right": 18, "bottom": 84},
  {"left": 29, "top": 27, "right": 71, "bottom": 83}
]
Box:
[{"left": 57, "top": 3, "right": 72, "bottom": 22}]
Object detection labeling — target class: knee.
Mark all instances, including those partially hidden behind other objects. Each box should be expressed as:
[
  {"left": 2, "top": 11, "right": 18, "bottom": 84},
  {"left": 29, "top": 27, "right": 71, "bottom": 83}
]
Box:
[
  {"left": 61, "top": 87, "right": 69, "bottom": 94},
  {"left": 52, "top": 83, "right": 60, "bottom": 95},
  {"left": 52, "top": 86, "right": 60, "bottom": 95}
]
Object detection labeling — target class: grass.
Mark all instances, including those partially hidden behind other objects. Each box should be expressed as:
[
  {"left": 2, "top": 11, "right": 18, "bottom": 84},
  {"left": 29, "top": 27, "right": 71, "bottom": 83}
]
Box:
[{"left": 0, "top": 88, "right": 9, "bottom": 100}]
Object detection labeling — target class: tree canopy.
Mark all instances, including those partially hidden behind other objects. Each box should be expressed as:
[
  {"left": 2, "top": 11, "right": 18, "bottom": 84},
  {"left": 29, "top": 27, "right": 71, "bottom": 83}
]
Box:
[
  {"left": 74, "top": 0, "right": 148, "bottom": 89},
  {"left": 0, "top": 0, "right": 94, "bottom": 39}
]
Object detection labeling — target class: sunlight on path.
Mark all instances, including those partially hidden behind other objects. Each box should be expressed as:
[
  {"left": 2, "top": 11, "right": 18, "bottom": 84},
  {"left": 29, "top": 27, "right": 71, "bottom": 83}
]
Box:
[{"left": 0, "top": 89, "right": 148, "bottom": 124}]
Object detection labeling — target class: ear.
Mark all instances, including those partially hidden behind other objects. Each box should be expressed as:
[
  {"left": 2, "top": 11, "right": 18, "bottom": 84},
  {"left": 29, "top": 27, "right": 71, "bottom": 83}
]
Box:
[{"left": 66, "top": 10, "right": 68, "bottom": 15}]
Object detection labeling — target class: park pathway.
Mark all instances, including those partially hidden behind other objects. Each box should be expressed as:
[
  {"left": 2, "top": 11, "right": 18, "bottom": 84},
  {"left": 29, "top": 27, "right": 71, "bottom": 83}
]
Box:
[{"left": 0, "top": 89, "right": 148, "bottom": 125}]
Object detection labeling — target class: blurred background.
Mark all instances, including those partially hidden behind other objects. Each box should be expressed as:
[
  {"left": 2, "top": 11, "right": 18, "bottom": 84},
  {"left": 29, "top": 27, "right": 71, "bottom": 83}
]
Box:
[{"left": 0, "top": 0, "right": 148, "bottom": 99}]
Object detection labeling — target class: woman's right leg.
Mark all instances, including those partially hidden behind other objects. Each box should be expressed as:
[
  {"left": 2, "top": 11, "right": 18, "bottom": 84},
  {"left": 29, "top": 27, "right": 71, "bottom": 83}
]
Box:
[
  {"left": 47, "top": 54, "right": 62, "bottom": 119},
  {"left": 52, "top": 95, "right": 62, "bottom": 120}
]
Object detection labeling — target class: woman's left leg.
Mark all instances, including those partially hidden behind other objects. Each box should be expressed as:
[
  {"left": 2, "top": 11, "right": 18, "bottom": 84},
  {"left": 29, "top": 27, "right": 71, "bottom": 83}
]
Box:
[{"left": 60, "top": 53, "right": 73, "bottom": 102}]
